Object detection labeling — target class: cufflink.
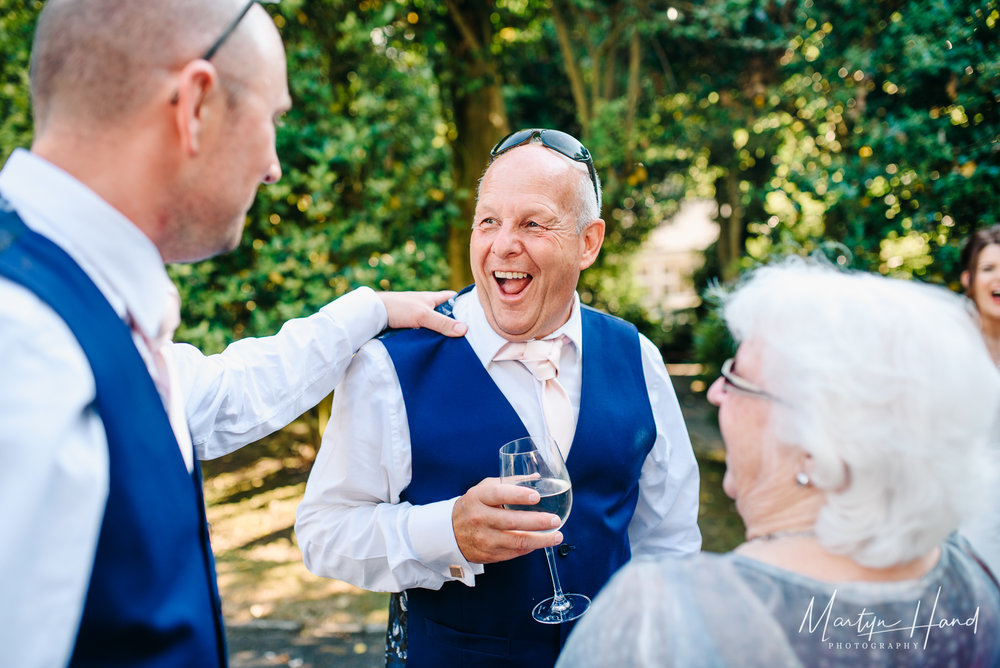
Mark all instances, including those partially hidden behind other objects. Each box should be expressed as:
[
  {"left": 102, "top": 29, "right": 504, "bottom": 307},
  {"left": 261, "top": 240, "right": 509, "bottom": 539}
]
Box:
[{"left": 449, "top": 565, "right": 464, "bottom": 578}]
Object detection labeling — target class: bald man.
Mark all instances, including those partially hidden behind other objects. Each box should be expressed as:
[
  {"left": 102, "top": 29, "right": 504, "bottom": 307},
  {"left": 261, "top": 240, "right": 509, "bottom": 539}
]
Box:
[
  {"left": 0, "top": 1, "right": 464, "bottom": 666},
  {"left": 296, "top": 130, "right": 701, "bottom": 667}
]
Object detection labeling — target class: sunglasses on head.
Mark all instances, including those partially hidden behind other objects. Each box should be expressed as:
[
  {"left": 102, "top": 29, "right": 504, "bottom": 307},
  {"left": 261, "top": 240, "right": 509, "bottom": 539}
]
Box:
[
  {"left": 201, "top": 0, "right": 280, "bottom": 61},
  {"left": 489, "top": 128, "right": 601, "bottom": 208}
]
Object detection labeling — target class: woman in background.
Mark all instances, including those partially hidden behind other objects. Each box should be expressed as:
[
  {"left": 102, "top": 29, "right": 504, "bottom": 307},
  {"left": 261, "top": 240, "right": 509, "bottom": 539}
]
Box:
[
  {"left": 960, "top": 225, "right": 1000, "bottom": 366},
  {"left": 959, "top": 225, "right": 1000, "bottom": 587},
  {"left": 557, "top": 258, "right": 1000, "bottom": 667}
]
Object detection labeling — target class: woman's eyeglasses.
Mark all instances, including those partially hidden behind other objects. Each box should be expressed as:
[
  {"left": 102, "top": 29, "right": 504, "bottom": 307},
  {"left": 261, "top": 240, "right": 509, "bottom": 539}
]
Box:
[
  {"left": 489, "top": 128, "right": 601, "bottom": 208},
  {"left": 720, "top": 358, "right": 783, "bottom": 402}
]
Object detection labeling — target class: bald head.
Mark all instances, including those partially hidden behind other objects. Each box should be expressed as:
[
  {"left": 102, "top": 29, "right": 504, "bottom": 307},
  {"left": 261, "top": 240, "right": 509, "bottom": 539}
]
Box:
[
  {"left": 29, "top": 0, "right": 269, "bottom": 133},
  {"left": 482, "top": 140, "right": 601, "bottom": 233},
  {"left": 26, "top": 0, "right": 290, "bottom": 263}
]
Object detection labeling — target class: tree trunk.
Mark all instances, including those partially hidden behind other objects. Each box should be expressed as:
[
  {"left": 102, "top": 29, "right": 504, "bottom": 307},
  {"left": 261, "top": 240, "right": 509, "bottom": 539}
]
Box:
[
  {"left": 552, "top": 0, "right": 591, "bottom": 134},
  {"left": 623, "top": 29, "right": 641, "bottom": 170},
  {"left": 441, "top": 1, "right": 509, "bottom": 290},
  {"left": 715, "top": 171, "right": 744, "bottom": 282},
  {"left": 448, "top": 76, "right": 507, "bottom": 289}
]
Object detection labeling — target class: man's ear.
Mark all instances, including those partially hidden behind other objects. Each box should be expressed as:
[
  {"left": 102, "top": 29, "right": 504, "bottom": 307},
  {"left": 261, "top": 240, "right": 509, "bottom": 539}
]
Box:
[
  {"left": 578, "top": 219, "right": 605, "bottom": 271},
  {"left": 173, "top": 60, "right": 218, "bottom": 156},
  {"left": 961, "top": 270, "right": 971, "bottom": 292}
]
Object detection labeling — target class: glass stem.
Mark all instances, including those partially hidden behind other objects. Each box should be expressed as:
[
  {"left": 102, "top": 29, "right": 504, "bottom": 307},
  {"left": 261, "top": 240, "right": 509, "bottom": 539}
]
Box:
[{"left": 544, "top": 546, "right": 571, "bottom": 613}]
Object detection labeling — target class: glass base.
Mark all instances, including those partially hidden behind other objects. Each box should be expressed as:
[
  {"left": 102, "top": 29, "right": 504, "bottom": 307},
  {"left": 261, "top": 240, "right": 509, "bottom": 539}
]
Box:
[{"left": 532, "top": 593, "right": 591, "bottom": 624}]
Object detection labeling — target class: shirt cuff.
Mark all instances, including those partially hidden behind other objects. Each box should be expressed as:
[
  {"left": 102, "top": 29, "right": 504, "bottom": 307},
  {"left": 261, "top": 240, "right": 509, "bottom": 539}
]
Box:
[
  {"left": 407, "top": 497, "right": 483, "bottom": 586},
  {"left": 318, "top": 287, "right": 387, "bottom": 353}
]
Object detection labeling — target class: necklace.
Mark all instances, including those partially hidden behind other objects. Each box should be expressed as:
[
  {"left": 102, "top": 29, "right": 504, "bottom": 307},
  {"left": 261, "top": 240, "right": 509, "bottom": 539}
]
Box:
[{"left": 747, "top": 529, "right": 815, "bottom": 542}]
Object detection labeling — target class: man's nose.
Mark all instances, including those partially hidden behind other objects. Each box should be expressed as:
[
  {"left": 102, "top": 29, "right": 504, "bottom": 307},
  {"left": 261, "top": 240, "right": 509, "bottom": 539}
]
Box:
[
  {"left": 491, "top": 222, "right": 522, "bottom": 256},
  {"left": 262, "top": 158, "right": 282, "bottom": 185}
]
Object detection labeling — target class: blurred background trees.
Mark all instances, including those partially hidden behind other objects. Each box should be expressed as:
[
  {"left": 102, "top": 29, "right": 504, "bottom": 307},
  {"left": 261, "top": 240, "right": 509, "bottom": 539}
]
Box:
[
  {"left": 2, "top": 0, "right": 996, "bottom": 631},
  {"left": 2, "top": 0, "right": 997, "bottom": 359}
]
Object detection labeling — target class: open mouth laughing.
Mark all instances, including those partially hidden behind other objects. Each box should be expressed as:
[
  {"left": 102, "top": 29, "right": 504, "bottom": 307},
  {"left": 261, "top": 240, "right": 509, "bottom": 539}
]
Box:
[{"left": 494, "top": 270, "right": 532, "bottom": 295}]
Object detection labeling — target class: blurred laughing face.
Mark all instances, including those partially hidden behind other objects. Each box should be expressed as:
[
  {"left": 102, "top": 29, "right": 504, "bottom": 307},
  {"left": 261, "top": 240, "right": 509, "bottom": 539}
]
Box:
[{"left": 967, "top": 243, "right": 1000, "bottom": 323}]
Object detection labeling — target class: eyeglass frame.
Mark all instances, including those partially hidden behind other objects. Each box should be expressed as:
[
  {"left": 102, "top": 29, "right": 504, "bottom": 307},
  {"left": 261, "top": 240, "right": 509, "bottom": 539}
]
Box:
[
  {"left": 489, "top": 128, "right": 602, "bottom": 209},
  {"left": 720, "top": 358, "right": 783, "bottom": 402},
  {"left": 200, "top": 0, "right": 280, "bottom": 61}
]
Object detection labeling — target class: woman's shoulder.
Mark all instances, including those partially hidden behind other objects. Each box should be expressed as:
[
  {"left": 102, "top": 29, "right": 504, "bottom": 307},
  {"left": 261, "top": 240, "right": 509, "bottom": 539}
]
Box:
[
  {"left": 559, "top": 551, "right": 802, "bottom": 668},
  {"left": 617, "top": 551, "right": 736, "bottom": 588}
]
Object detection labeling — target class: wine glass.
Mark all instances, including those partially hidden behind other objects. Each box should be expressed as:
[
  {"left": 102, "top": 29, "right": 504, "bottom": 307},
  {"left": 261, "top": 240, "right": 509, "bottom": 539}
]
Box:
[{"left": 499, "top": 435, "right": 590, "bottom": 624}]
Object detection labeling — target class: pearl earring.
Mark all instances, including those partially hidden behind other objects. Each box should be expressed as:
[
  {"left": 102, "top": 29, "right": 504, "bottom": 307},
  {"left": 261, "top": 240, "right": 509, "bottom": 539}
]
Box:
[{"left": 795, "top": 472, "right": 810, "bottom": 486}]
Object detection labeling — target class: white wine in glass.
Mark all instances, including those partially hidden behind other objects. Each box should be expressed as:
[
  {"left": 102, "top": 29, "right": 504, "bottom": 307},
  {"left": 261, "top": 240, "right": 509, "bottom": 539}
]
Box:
[{"left": 499, "top": 435, "right": 589, "bottom": 623}]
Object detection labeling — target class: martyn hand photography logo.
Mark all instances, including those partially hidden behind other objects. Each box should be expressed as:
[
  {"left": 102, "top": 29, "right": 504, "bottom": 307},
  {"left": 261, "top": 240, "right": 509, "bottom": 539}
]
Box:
[{"left": 798, "top": 587, "right": 980, "bottom": 651}]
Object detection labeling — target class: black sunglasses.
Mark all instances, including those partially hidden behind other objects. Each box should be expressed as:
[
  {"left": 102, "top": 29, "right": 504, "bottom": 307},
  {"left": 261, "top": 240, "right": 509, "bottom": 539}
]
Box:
[
  {"left": 201, "top": 0, "right": 280, "bottom": 61},
  {"left": 489, "top": 128, "right": 601, "bottom": 208}
]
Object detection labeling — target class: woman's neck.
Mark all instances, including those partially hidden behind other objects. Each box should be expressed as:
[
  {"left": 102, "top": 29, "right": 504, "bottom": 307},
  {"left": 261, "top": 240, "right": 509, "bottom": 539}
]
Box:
[{"left": 737, "top": 484, "right": 825, "bottom": 542}]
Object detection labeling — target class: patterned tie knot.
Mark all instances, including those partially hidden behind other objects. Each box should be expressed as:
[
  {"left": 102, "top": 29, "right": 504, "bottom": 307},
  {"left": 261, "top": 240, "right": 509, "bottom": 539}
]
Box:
[{"left": 495, "top": 337, "right": 565, "bottom": 382}]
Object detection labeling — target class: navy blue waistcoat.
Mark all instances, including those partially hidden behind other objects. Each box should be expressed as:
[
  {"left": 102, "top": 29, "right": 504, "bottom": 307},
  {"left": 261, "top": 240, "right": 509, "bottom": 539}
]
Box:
[
  {"left": 0, "top": 203, "right": 226, "bottom": 668},
  {"left": 382, "top": 303, "right": 656, "bottom": 668}
]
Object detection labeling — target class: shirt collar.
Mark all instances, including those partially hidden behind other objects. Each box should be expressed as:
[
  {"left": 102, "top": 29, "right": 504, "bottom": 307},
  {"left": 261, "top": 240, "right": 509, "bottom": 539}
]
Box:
[
  {"left": 0, "top": 148, "right": 175, "bottom": 341},
  {"left": 454, "top": 285, "right": 583, "bottom": 367}
]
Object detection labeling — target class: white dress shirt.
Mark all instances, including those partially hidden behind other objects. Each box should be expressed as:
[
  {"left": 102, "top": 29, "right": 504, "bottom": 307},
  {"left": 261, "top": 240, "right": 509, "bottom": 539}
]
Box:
[
  {"left": 296, "top": 286, "right": 702, "bottom": 593},
  {"left": 0, "top": 149, "right": 389, "bottom": 668}
]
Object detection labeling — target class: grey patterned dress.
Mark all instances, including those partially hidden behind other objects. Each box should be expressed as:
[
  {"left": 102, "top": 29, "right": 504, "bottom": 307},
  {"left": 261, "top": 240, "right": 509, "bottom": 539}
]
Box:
[{"left": 557, "top": 534, "right": 1000, "bottom": 667}]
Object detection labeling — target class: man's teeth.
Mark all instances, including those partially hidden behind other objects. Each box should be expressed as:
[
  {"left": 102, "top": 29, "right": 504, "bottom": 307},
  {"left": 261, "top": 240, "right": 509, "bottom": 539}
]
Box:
[{"left": 495, "top": 271, "right": 529, "bottom": 279}]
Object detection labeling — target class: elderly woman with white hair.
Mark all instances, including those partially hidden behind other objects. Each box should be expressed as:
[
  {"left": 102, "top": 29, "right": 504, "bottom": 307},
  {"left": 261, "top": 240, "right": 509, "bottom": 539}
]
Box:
[{"left": 556, "top": 258, "right": 1000, "bottom": 667}]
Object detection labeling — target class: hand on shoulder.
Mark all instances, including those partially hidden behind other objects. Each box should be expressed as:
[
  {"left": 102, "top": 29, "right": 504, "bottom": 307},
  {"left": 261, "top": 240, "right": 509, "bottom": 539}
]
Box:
[{"left": 378, "top": 290, "right": 468, "bottom": 337}]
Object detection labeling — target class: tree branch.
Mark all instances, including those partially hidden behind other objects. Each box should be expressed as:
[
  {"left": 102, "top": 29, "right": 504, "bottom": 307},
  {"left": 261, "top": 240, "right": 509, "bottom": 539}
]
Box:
[{"left": 444, "top": 0, "right": 482, "bottom": 53}]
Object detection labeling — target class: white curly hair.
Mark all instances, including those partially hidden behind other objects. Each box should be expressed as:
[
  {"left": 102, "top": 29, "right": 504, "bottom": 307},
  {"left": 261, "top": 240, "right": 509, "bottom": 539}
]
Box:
[{"left": 719, "top": 256, "right": 1000, "bottom": 568}]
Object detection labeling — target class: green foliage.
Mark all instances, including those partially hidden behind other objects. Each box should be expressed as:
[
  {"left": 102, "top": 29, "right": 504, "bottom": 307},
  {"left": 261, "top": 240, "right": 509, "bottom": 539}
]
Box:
[
  {"left": 791, "top": 0, "right": 1000, "bottom": 287},
  {"left": 690, "top": 283, "right": 735, "bottom": 382},
  {"left": 172, "top": 1, "right": 458, "bottom": 351},
  {"left": 0, "top": 0, "right": 39, "bottom": 161},
  {"left": 2, "top": 0, "right": 997, "bottom": 361},
  {"left": 606, "top": 0, "right": 999, "bottom": 364}
]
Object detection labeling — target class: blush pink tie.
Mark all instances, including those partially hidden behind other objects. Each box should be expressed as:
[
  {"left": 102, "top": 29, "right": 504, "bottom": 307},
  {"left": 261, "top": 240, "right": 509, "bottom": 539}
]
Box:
[
  {"left": 132, "top": 286, "right": 193, "bottom": 470},
  {"left": 494, "top": 336, "right": 575, "bottom": 455}
]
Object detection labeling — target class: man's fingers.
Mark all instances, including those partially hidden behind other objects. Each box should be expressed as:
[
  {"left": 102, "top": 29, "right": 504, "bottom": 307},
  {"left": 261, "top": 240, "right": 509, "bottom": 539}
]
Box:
[
  {"left": 510, "top": 529, "right": 563, "bottom": 553},
  {"left": 427, "top": 289, "right": 457, "bottom": 306},
  {"left": 481, "top": 480, "right": 539, "bottom": 507},
  {"left": 453, "top": 479, "right": 564, "bottom": 563},
  {"left": 417, "top": 290, "right": 466, "bottom": 337},
  {"left": 378, "top": 290, "right": 467, "bottom": 337},
  {"left": 419, "top": 309, "right": 468, "bottom": 337},
  {"left": 499, "top": 509, "right": 563, "bottom": 532},
  {"left": 477, "top": 481, "right": 561, "bottom": 531}
]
